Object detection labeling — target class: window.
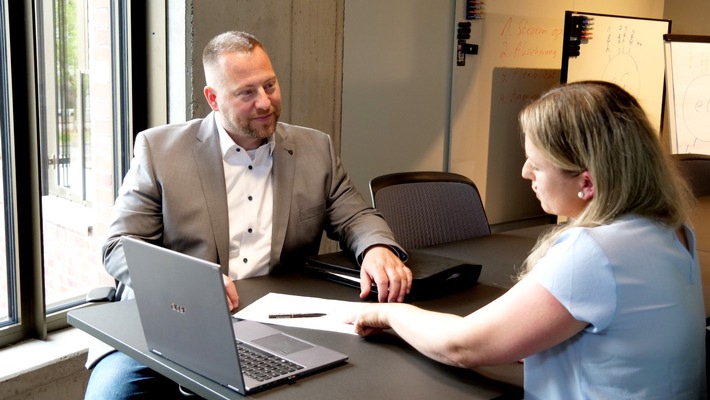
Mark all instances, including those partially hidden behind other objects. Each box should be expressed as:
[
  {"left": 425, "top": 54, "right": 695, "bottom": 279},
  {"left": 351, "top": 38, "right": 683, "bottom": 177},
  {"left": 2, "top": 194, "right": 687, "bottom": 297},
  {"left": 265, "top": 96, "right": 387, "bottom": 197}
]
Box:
[
  {"left": 36, "top": 0, "right": 116, "bottom": 315},
  {"left": 0, "top": 0, "right": 132, "bottom": 347},
  {"left": 42, "top": 0, "right": 92, "bottom": 203}
]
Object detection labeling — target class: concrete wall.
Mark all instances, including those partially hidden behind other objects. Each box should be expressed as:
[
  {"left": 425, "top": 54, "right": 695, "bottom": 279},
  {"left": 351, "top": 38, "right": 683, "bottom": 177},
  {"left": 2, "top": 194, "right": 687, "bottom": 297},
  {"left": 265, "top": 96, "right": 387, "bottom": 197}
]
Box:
[{"left": 184, "top": 0, "right": 345, "bottom": 149}]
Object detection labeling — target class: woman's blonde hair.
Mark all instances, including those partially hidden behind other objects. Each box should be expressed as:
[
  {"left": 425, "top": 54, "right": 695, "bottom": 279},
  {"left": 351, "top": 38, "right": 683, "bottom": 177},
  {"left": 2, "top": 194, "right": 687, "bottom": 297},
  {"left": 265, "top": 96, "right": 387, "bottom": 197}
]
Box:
[{"left": 518, "top": 81, "right": 693, "bottom": 277}]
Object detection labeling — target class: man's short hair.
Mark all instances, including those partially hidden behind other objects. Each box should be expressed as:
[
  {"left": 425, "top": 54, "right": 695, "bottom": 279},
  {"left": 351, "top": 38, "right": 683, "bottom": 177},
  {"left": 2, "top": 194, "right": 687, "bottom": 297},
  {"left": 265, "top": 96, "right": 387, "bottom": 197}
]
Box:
[{"left": 203, "top": 31, "right": 264, "bottom": 85}]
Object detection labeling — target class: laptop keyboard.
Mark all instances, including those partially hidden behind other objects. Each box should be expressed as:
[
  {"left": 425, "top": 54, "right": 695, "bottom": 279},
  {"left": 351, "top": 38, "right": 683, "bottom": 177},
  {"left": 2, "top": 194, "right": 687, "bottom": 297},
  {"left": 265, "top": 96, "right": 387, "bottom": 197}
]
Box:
[{"left": 236, "top": 341, "right": 304, "bottom": 382}]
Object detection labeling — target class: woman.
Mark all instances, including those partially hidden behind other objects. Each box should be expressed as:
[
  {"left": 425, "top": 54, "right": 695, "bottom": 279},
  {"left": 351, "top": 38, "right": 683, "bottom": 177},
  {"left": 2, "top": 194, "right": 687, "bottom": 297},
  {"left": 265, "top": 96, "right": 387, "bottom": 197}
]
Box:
[{"left": 350, "top": 81, "right": 706, "bottom": 399}]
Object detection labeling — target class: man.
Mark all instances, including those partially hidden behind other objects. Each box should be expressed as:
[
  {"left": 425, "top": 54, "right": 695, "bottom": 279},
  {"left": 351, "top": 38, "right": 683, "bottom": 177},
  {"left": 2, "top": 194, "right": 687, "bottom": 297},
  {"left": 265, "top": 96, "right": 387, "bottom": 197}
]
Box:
[{"left": 84, "top": 31, "right": 411, "bottom": 398}]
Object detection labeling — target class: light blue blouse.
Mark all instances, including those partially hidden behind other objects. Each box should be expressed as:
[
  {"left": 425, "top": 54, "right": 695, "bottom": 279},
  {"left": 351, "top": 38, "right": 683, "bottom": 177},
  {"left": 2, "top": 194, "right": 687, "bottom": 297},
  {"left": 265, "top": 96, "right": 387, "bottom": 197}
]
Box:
[{"left": 525, "top": 215, "right": 706, "bottom": 399}]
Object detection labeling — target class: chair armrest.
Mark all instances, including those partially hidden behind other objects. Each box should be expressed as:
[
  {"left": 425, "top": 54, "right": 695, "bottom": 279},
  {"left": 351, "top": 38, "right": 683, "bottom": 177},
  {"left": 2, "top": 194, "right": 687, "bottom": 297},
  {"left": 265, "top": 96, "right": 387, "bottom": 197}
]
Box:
[{"left": 86, "top": 286, "right": 116, "bottom": 303}]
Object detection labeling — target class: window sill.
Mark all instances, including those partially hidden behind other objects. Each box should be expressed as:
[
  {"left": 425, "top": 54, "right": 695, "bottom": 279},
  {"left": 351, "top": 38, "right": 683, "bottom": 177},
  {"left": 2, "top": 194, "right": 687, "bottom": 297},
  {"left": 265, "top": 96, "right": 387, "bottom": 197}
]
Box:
[{"left": 0, "top": 327, "right": 90, "bottom": 381}]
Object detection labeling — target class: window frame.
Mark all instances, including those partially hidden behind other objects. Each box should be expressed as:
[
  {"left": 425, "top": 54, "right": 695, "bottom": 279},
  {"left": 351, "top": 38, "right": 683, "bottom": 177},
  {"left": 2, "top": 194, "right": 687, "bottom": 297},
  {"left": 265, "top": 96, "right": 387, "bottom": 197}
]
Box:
[{"left": 0, "top": 0, "right": 18, "bottom": 332}]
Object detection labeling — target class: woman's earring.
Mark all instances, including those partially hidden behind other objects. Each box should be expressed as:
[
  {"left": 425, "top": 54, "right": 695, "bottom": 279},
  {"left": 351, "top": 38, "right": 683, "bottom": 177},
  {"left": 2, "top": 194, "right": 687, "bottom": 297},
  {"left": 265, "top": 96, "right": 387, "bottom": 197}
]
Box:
[{"left": 577, "top": 191, "right": 584, "bottom": 199}]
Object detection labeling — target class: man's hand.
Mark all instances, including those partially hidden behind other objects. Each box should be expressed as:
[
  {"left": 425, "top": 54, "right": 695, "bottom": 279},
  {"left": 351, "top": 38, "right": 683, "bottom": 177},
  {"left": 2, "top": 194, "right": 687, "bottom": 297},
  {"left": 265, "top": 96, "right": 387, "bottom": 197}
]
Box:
[
  {"left": 222, "top": 274, "right": 239, "bottom": 310},
  {"left": 360, "top": 245, "right": 412, "bottom": 303}
]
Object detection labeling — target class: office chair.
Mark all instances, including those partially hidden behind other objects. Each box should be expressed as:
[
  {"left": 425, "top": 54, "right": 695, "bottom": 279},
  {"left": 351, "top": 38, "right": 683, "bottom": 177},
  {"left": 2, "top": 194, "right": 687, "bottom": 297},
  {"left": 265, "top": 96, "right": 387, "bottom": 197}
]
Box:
[
  {"left": 369, "top": 171, "right": 490, "bottom": 249},
  {"left": 673, "top": 153, "right": 710, "bottom": 198}
]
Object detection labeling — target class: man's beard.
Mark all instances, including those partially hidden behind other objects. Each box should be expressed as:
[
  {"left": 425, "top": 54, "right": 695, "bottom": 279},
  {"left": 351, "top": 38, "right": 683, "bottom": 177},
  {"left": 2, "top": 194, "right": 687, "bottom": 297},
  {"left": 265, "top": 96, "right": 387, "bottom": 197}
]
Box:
[{"left": 230, "top": 109, "right": 280, "bottom": 140}]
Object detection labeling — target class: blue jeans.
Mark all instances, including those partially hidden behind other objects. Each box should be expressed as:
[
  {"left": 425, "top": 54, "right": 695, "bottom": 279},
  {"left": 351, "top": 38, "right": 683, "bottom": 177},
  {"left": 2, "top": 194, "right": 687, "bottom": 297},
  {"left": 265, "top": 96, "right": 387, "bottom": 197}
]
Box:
[{"left": 84, "top": 351, "right": 199, "bottom": 399}]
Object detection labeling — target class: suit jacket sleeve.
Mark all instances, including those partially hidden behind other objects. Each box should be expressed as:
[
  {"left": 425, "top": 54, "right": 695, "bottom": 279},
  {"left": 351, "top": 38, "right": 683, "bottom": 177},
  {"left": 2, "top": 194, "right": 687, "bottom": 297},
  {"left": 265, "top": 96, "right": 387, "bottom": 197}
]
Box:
[{"left": 271, "top": 123, "right": 405, "bottom": 270}]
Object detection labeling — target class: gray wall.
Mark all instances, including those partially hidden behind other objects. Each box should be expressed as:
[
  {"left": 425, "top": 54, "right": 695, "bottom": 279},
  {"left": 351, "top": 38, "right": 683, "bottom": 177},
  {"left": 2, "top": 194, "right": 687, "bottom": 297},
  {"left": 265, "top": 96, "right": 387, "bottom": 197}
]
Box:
[
  {"left": 340, "top": 0, "right": 456, "bottom": 197},
  {"left": 168, "top": 0, "right": 709, "bottom": 225},
  {"left": 664, "top": 1, "right": 710, "bottom": 35}
]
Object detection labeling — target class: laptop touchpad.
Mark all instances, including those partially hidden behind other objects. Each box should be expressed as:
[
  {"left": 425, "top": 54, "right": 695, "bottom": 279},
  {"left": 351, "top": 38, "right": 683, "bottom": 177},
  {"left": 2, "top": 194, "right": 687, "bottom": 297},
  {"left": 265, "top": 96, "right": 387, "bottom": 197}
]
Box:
[{"left": 252, "top": 333, "right": 314, "bottom": 355}]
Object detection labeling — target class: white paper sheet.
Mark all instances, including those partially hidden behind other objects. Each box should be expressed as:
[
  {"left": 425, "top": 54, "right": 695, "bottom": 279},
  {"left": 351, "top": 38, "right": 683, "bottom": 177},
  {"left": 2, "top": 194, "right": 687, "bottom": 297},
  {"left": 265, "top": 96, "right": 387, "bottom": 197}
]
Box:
[{"left": 233, "top": 293, "right": 365, "bottom": 335}]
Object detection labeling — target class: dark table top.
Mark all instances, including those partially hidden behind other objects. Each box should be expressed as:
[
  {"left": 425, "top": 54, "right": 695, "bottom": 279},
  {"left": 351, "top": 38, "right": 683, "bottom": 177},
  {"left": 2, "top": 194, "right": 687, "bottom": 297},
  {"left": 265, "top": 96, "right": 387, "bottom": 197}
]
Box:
[
  {"left": 417, "top": 224, "right": 552, "bottom": 289},
  {"left": 69, "top": 225, "right": 551, "bottom": 399}
]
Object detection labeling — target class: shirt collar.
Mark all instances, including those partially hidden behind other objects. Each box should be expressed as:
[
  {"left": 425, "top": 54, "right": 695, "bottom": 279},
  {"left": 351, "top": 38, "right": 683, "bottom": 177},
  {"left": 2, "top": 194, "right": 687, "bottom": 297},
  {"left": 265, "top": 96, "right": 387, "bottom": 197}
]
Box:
[{"left": 216, "top": 116, "right": 275, "bottom": 158}]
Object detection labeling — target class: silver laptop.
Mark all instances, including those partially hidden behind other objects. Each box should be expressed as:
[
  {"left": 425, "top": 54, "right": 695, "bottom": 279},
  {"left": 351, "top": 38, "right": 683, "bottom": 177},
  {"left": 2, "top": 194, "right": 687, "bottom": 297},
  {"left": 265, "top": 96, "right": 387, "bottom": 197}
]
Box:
[{"left": 121, "top": 236, "right": 348, "bottom": 395}]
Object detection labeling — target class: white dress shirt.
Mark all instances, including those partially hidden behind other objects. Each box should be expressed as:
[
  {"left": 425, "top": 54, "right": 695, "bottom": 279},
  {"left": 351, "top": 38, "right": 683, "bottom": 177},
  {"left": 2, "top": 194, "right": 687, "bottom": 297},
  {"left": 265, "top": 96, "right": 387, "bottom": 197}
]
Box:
[{"left": 217, "top": 122, "right": 274, "bottom": 280}]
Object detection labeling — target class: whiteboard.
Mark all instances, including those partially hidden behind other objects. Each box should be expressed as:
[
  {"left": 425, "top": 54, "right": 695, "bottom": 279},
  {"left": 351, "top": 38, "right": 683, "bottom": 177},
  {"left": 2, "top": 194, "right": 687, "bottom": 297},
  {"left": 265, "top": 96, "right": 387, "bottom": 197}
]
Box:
[
  {"left": 561, "top": 11, "right": 671, "bottom": 134},
  {"left": 664, "top": 34, "right": 710, "bottom": 155}
]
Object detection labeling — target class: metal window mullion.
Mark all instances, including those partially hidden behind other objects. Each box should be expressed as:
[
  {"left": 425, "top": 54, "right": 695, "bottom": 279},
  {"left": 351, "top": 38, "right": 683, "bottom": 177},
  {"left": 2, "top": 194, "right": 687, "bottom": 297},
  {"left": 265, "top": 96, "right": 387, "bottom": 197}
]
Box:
[{"left": 1, "top": 0, "right": 48, "bottom": 344}]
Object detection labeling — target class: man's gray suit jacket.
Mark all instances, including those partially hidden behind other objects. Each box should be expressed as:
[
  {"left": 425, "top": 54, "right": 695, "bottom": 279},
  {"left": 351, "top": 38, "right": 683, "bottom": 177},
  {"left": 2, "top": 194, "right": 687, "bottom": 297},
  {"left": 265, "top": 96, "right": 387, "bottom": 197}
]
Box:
[{"left": 102, "top": 113, "right": 403, "bottom": 302}]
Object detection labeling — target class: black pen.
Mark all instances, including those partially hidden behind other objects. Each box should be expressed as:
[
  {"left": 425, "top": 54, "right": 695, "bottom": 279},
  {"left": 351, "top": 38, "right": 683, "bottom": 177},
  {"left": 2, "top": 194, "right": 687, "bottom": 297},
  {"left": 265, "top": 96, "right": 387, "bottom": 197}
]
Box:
[{"left": 268, "top": 313, "right": 327, "bottom": 319}]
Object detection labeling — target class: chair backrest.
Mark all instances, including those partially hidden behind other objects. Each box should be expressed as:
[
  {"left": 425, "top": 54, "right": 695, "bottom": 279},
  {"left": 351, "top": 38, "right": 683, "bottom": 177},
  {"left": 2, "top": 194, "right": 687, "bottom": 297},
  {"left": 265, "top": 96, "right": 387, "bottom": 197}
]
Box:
[
  {"left": 673, "top": 153, "right": 710, "bottom": 198},
  {"left": 369, "top": 171, "right": 490, "bottom": 249}
]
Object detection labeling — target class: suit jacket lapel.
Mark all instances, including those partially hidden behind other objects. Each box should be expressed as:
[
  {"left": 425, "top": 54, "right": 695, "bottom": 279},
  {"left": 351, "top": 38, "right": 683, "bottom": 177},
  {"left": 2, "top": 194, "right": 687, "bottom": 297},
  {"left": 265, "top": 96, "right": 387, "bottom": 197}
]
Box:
[
  {"left": 271, "top": 124, "right": 295, "bottom": 268},
  {"left": 193, "top": 113, "right": 230, "bottom": 273}
]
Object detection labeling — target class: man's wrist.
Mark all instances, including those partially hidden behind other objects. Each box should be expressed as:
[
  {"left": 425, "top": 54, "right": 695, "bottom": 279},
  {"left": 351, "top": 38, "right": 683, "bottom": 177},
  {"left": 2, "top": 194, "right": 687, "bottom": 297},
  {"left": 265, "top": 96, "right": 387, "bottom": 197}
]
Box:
[{"left": 359, "top": 244, "right": 407, "bottom": 264}]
